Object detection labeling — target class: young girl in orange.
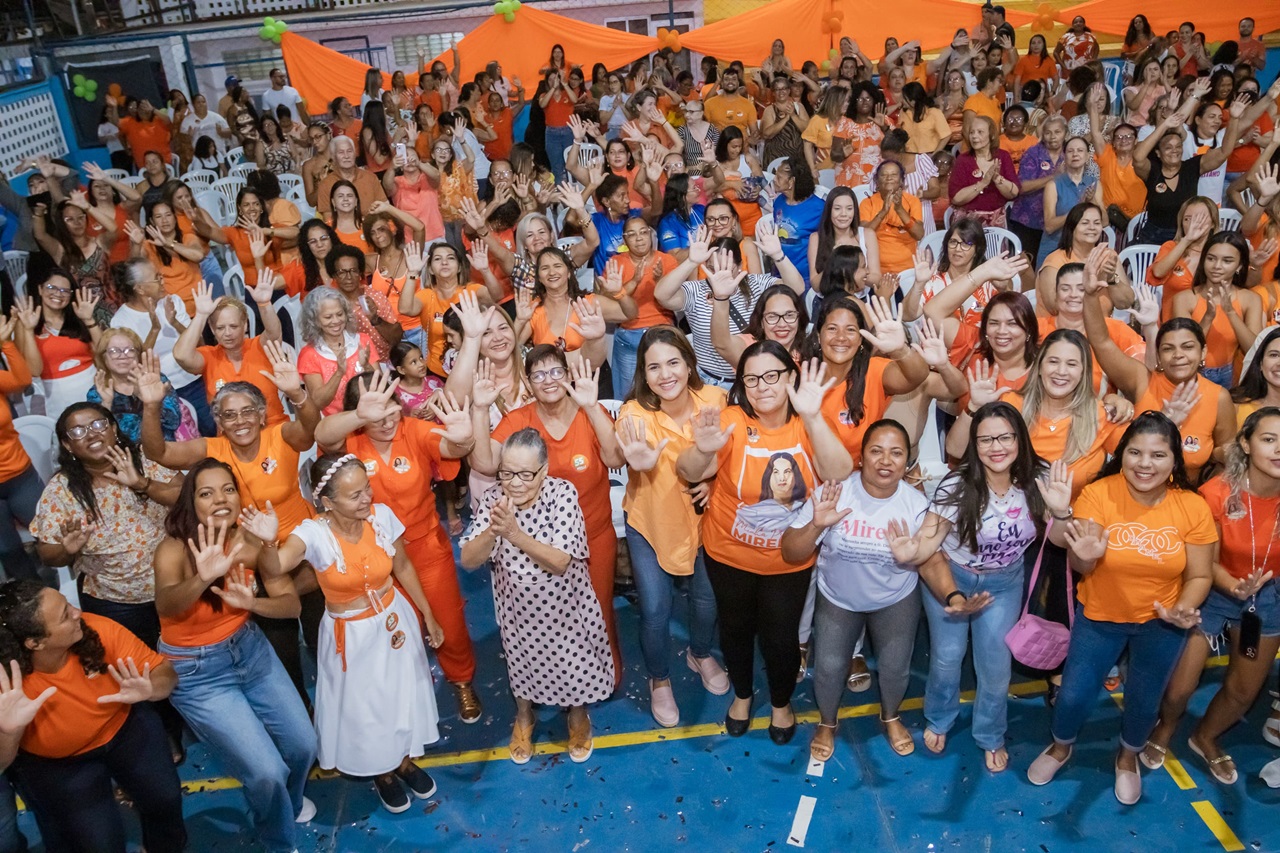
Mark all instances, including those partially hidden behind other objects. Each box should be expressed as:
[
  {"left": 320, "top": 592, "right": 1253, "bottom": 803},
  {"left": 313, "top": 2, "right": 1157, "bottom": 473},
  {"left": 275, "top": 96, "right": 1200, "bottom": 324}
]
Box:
[{"left": 1170, "top": 231, "right": 1264, "bottom": 388}]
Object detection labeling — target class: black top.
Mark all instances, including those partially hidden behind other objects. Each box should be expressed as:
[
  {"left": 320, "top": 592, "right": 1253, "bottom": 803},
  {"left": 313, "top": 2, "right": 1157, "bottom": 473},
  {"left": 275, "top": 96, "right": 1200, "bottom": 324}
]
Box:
[{"left": 1143, "top": 154, "right": 1201, "bottom": 233}]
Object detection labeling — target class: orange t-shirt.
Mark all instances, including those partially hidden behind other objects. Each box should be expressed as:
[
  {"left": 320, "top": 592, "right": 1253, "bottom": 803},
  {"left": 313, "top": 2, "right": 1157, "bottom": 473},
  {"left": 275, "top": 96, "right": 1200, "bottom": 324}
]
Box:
[
  {"left": 859, "top": 194, "right": 923, "bottom": 273},
  {"left": 820, "top": 357, "right": 891, "bottom": 466},
  {"left": 1013, "top": 55, "right": 1058, "bottom": 86},
  {"left": 221, "top": 227, "right": 281, "bottom": 287},
  {"left": 1037, "top": 315, "right": 1144, "bottom": 393},
  {"left": 612, "top": 251, "right": 677, "bottom": 330},
  {"left": 1147, "top": 241, "right": 1196, "bottom": 322},
  {"left": 528, "top": 295, "right": 602, "bottom": 357},
  {"left": 1130, "top": 371, "right": 1221, "bottom": 471},
  {"left": 1097, "top": 145, "right": 1147, "bottom": 221},
  {"left": 1000, "top": 134, "right": 1038, "bottom": 173},
  {"left": 335, "top": 226, "right": 371, "bottom": 257},
  {"left": 1201, "top": 475, "right": 1280, "bottom": 582},
  {"left": 370, "top": 268, "right": 420, "bottom": 331},
  {"left": 197, "top": 336, "right": 288, "bottom": 425},
  {"left": 117, "top": 115, "right": 172, "bottom": 169},
  {"left": 490, "top": 403, "right": 614, "bottom": 538},
  {"left": 144, "top": 241, "right": 204, "bottom": 314},
  {"left": 543, "top": 90, "right": 575, "bottom": 127},
  {"left": 34, "top": 331, "right": 93, "bottom": 381},
  {"left": 418, "top": 90, "right": 444, "bottom": 115},
  {"left": 206, "top": 423, "right": 314, "bottom": 538},
  {"left": 962, "top": 93, "right": 1003, "bottom": 126},
  {"left": 1188, "top": 294, "right": 1245, "bottom": 370},
  {"left": 85, "top": 205, "right": 131, "bottom": 266},
  {"left": 462, "top": 227, "right": 517, "bottom": 303},
  {"left": 484, "top": 108, "right": 514, "bottom": 162},
  {"left": 20, "top": 613, "right": 166, "bottom": 758},
  {"left": 701, "top": 406, "right": 818, "bottom": 574},
  {"left": 1003, "top": 392, "right": 1118, "bottom": 497},
  {"left": 349, "top": 419, "right": 458, "bottom": 540},
  {"left": 1074, "top": 474, "right": 1217, "bottom": 623},
  {"left": 415, "top": 282, "right": 486, "bottom": 376},
  {"left": 0, "top": 342, "right": 33, "bottom": 481},
  {"left": 159, "top": 567, "right": 254, "bottom": 648}
]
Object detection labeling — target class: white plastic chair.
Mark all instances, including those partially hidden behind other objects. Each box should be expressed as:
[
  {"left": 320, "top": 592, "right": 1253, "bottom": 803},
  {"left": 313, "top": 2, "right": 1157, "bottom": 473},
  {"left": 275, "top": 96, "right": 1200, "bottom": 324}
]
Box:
[
  {"left": 121, "top": 175, "right": 146, "bottom": 189},
  {"left": 1218, "top": 209, "right": 1242, "bottom": 233},
  {"left": 1101, "top": 226, "right": 1117, "bottom": 249},
  {"left": 1102, "top": 62, "right": 1125, "bottom": 115},
  {"left": 1118, "top": 243, "right": 1161, "bottom": 289},
  {"left": 277, "top": 173, "right": 304, "bottom": 197},
  {"left": 3, "top": 251, "right": 28, "bottom": 286},
  {"left": 599, "top": 399, "right": 627, "bottom": 538},
  {"left": 104, "top": 168, "right": 131, "bottom": 182},
  {"left": 983, "top": 226, "right": 1022, "bottom": 258},
  {"left": 230, "top": 164, "right": 257, "bottom": 181},
  {"left": 563, "top": 143, "right": 603, "bottom": 170},
  {"left": 1125, "top": 211, "right": 1148, "bottom": 244},
  {"left": 813, "top": 185, "right": 831, "bottom": 200},
  {"left": 223, "top": 263, "right": 247, "bottom": 304},
  {"left": 181, "top": 169, "right": 218, "bottom": 192},
  {"left": 915, "top": 400, "right": 950, "bottom": 500},
  {"left": 852, "top": 184, "right": 875, "bottom": 205},
  {"left": 225, "top": 147, "right": 245, "bottom": 167},
  {"left": 13, "top": 416, "right": 56, "bottom": 484},
  {"left": 274, "top": 294, "right": 302, "bottom": 346},
  {"left": 917, "top": 230, "right": 946, "bottom": 265},
  {"left": 765, "top": 156, "right": 788, "bottom": 181},
  {"left": 195, "top": 190, "right": 233, "bottom": 227},
  {"left": 211, "top": 177, "right": 246, "bottom": 210}
]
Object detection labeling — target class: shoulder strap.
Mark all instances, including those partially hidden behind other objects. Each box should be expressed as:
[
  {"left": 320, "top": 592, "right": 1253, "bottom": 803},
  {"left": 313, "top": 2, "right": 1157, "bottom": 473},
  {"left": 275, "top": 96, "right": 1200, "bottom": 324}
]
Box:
[{"left": 1019, "top": 517, "right": 1053, "bottom": 620}]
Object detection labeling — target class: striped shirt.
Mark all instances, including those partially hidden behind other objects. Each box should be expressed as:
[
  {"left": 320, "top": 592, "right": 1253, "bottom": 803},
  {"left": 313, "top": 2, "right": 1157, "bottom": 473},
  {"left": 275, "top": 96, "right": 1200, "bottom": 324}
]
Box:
[{"left": 678, "top": 274, "right": 775, "bottom": 380}]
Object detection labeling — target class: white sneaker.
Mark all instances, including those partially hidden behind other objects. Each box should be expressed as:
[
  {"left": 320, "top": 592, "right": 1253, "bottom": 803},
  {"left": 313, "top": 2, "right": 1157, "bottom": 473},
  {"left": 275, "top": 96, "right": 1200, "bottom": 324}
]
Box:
[{"left": 295, "top": 796, "right": 316, "bottom": 824}]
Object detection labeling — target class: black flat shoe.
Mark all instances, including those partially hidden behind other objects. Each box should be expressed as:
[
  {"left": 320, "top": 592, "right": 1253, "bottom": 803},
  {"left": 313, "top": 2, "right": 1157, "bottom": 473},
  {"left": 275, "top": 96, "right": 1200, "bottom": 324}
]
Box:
[
  {"left": 769, "top": 706, "right": 797, "bottom": 744},
  {"left": 725, "top": 710, "right": 750, "bottom": 737}
]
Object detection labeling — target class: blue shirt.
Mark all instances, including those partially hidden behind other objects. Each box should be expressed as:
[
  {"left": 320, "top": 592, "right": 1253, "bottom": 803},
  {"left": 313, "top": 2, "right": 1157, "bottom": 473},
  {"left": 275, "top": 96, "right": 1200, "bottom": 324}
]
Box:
[
  {"left": 772, "top": 194, "right": 825, "bottom": 285},
  {"left": 591, "top": 207, "right": 643, "bottom": 274},
  {"left": 658, "top": 205, "right": 705, "bottom": 254}
]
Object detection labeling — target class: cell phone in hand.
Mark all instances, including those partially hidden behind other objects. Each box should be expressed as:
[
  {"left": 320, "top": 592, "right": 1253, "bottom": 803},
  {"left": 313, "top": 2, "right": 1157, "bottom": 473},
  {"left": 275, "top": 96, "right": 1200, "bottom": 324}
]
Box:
[{"left": 396, "top": 142, "right": 407, "bottom": 160}]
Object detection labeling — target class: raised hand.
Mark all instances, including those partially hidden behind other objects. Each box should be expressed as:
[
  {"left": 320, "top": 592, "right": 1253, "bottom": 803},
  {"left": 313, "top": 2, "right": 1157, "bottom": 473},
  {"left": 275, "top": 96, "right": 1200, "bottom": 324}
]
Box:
[
  {"left": 687, "top": 224, "right": 712, "bottom": 266},
  {"left": 404, "top": 240, "right": 427, "bottom": 276},
  {"left": 965, "top": 359, "right": 1001, "bottom": 409},
  {"left": 12, "top": 297, "right": 41, "bottom": 331},
  {"left": 1035, "top": 459, "right": 1074, "bottom": 518},
  {"left": 0, "top": 314, "right": 16, "bottom": 344},
  {"left": 514, "top": 287, "right": 534, "bottom": 324},
  {"left": 238, "top": 501, "right": 279, "bottom": 543},
  {"left": 144, "top": 224, "right": 169, "bottom": 247},
  {"left": 1063, "top": 518, "right": 1108, "bottom": 563},
  {"left": 1082, "top": 243, "right": 1111, "bottom": 295},
  {"left": 811, "top": 481, "right": 851, "bottom": 529},
  {"left": 101, "top": 446, "right": 145, "bottom": 491},
  {"left": 72, "top": 288, "right": 100, "bottom": 324},
  {"left": 454, "top": 289, "right": 494, "bottom": 339},
  {"left": 600, "top": 259, "right": 626, "bottom": 296},
  {"left": 1161, "top": 379, "right": 1201, "bottom": 427},
  {"left": 458, "top": 196, "right": 488, "bottom": 233},
  {"left": 93, "top": 369, "right": 115, "bottom": 409},
  {"left": 96, "top": 658, "right": 155, "bottom": 705},
  {"left": 910, "top": 317, "right": 949, "bottom": 368},
  {"left": 353, "top": 370, "right": 401, "bottom": 424},
  {"left": 787, "top": 358, "right": 837, "bottom": 419},
  {"left": 428, "top": 391, "right": 474, "bottom": 445},
  {"left": 616, "top": 417, "right": 669, "bottom": 471},
  {"left": 468, "top": 239, "right": 489, "bottom": 272},
  {"left": 247, "top": 227, "right": 271, "bottom": 263},
  {"left": 555, "top": 182, "right": 587, "bottom": 213},
  {"left": 1154, "top": 600, "right": 1202, "bottom": 629},
  {"left": 210, "top": 563, "right": 258, "bottom": 611},
  {"left": 858, "top": 296, "right": 907, "bottom": 354},
  {"left": 691, "top": 406, "right": 734, "bottom": 454},
  {"left": 188, "top": 518, "right": 245, "bottom": 583},
  {"left": 706, "top": 249, "right": 746, "bottom": 299},
  {"left": 471, "top": 358, "right": 501, "bottom": 409},
  {"left": 559, "top": 358, "right": 601, "bottom": 409},
  {"left": 568, "top": 297, "right": 606, "bottom": 341},
  {"left": 976, "top": 251, "right": 1030, "bottom": 285},
  {"left": 129, "top": 349, "right": 167, "bottom": 405},
  {"left": 193, "top": 280, "right": 217, "bottom": 318},
  {"left": 1184, "top": 205, "right": 1212, "bottom": 242},
  {"left": 257, "top": 338, "right": 303, "bottom": 397},
  {"left": 1130, "top": 284, "right": 1160, "bottom": 326},
  {"left": 0, "top": 661, "right": 55, "bottom": 735},
  {"left": 754, "top": 218, "right": 783, "bottom": 259},
  {"left": 59, "top": 519, "right": 95, "bottom": 557},
  {"left": 885, "top": 518, "right": 922, "bottom": 564}
]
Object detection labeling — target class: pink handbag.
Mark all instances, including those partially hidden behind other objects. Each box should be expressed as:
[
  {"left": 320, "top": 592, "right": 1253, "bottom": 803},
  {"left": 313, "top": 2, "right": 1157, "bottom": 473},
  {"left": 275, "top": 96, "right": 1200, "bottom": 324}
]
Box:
[{"left": 1004, "top": 521, "right": 1074, "bottom": 670}]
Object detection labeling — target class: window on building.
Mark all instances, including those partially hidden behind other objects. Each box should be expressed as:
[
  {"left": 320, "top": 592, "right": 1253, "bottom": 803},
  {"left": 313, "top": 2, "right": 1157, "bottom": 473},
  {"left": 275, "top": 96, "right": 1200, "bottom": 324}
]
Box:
[
  {"left": 222, "top": 47, "right": 278, "bottom": 83},
  {"left": 391, "top": 34, "right": 464, "bottom": 69}
]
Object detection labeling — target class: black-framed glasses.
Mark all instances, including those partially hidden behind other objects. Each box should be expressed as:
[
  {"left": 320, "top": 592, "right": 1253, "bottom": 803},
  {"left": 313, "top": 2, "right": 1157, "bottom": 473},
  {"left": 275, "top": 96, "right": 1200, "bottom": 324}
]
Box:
[
  {"left": 497, "top": 465, "right": 545, "bottom": 482},
  {"left": 742, "top": 370, "right": 786, "bottom": 388},
  {"left": 763, "top": 311, "right": 799, "bottom": 325},
  {"left": 947, "top": 237, "right": 974, "bottom": 249},
  {"left": 705, "top": 215, "right": 733, "bottom": 226},
  {"left": 334, "top": 268, "right": 363, "bottom": 279},
  {"left": 975, "top": 432, "right": 1017, "bottom": 449},
  {"left": 66, "top": 419, "right": 111, "bottom": 440}
]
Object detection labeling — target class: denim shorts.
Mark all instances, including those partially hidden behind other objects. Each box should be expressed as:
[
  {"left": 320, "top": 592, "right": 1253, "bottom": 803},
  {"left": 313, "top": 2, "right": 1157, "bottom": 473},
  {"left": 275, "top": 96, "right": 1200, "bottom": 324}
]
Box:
[{"left": 1199, "top": 583, "right": 1280, "bottom": 638}]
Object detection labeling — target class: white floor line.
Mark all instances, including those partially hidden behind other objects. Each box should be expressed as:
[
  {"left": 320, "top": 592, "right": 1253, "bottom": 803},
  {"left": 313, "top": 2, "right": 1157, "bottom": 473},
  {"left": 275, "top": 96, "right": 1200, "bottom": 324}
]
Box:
[
  {"left": 806, "top": 757, "right": 825, "bottom": 777},
  {"left": 787, "top": 795, "right": 817, "bottom": 847}
]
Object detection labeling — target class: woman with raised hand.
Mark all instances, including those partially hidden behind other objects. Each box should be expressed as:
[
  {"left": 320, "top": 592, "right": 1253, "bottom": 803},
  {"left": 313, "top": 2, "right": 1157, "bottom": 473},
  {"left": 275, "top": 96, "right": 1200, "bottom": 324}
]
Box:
[
  {"left": 315, "top": 370, "right": 483, "bottom": 723},
  {"left": 615, "top": 327, "right": 729, "bottom": 727},
  {"left": 326, "top": 243, "right": 403, "bottom": 364},
  {"left": 905, "top": 218, "right": 1024, "bottom": 327},
  {"left": 124, "top": 202, "right": 206, "bottom": 315},
  {"left": 783, "top": 421, "right": 992, "bottom": 761},
  {"left": 1029, "top": 413, "right": 1215, "bottom": 805},
  {"left": 87, "top": 327, "right": 186, "bottom": 442},
  {"left": 1138, "top": 407, "right": 1280, "bottom": 784},
  {"left": 1170, "top": 231, "right": 1263, "bottom": 388},
  {"left": 460, "top": 428, "right": 613, "bottom": 764},
  {"left": 1146, "top": 197, "right": 1219, "bottom": 321},
  {"left": 1034, "top": 202, "right": 1131, "bottom": 319},
  {"left": 607, "top": 216, "right": 678, "bottom": 399},
  {"left": 676, "top": 344, "right": 853, "bottom": 744},
  {"left": 709, "top": 280, "right": 808, "bottom": 374},
  {"left": 0, "top": 581, "right": 184, "bottom": 852},
  {"left": 31, "top": 191, "right": 118, "bottom": 304},
  {"left": 297, "top": 287, "right": 379, "bottom": 416},
  {"left": 153, "top": 459, "right": 316, "bottom": 852},
  {"left": 469, "top": 347, "right": 626, "bottom": 685},
  {"left": 11, "top": 268, "right": 101, "bottom": 420},
  {"left": 398, "top": 241, "right": 493, "bottom": 378},
  {"left": 255, "top": 454, "right": 445, "bottom": 815},
  {"left": 1081, "top": 245, "right": 1237, "bottom": 481},
  {"left": 173, "top": 276, "right": 287, "bottom": 425},
  {"left": 885, "top": 401, "right": 1048, "bottom": 772}
]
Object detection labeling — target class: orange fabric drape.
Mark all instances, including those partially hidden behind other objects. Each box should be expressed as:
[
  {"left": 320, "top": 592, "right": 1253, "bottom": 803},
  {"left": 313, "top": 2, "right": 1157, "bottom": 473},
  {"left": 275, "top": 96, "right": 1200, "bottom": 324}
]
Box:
[
  {"left": 1054, "top": 1, "right": 1280, "bottom": 39},
  {"left": 429, "top": 6, "right": 659, "bottom": 89},
  {"left": 680, "top": 0, "right": 1035, "bottom": 67},
  {"left": 280, "top": 31, "right": 395, "bottom": 115}
]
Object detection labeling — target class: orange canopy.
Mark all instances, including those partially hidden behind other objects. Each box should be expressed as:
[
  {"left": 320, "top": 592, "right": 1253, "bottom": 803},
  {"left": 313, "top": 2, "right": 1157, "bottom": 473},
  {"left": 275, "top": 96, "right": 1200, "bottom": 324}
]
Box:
[
  {"left": 1054, "top": 1, "right": 1280, "bottom": 40},
  {"left": 430, "top": 5, "right": 659, "bottom": 90},
  {"left": 280, "top": 30, "right": 396, "bottom": 114},
  {"left": 679, "top": 0, "right": 1035, "bottom": 67}
]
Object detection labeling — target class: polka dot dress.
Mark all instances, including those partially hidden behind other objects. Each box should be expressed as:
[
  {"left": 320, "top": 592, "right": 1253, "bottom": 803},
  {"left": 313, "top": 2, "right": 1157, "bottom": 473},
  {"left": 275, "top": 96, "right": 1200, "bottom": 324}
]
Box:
[{"left": 462, "top": 477, "right": 615, "bottom": 706}]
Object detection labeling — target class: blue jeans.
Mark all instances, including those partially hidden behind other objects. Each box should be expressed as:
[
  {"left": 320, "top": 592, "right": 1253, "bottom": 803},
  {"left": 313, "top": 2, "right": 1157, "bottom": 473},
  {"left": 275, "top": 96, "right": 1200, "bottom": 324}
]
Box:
[
  {"left": 0, "top": 466, "right": 43, "bottom": 583},
  {"left": 1050, "top": 610, "right": 1188, "bottom": 752},
  {"left": 159, "top": 621, "right": 316, "bottom": 853},
  {"left": 1201, "top": 363, "right": 1234, "bottom": 389},
  {"left": 612, "top": 326, "right": 646, "bottom": 400},
  {"left": 545, "top": 125, "right": 575, "bottom": 185},
  {"left": 174, "top": 377, "right": 216, "bottom": 438},
  {"left": 402, "top": 325, "right": 426, "bottom": 354},
  {"left": 626, "top": 522, "right": 718, "bottom": 679},
  {"left": 0, "top": 774, "right": 27, "bottom": 853},
  {"left": 922, "top": 557, "right": 1026, "bottom": 750},
  {"left": 201, "top": 255, "right": 225, "bottom": 298}
]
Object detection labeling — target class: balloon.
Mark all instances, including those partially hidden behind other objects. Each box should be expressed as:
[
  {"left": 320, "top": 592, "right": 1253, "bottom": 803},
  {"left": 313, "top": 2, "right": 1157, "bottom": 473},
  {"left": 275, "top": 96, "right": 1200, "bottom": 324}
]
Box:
[
  {"left": 511, "top": 0, "right": 520, "bottom": 7},
  {"left": 272, "top": 33, "right": 282, "bottom": 43},
  {"left": 273, "top": 20, "right": 286, "bottom": 33},
  {"left": 503, "top": 11, "right": 515, "bottom": 22},
  {"left": 72, "top": 74, "right": 85, "bottom": 86},
  {"left": 1036, "top": 13, "right": 1054, "bottom": 29},
  {"left": 85, "top": 92, "right": 96, "bottom": 102},
  {"left": 1037, "top": 2, "right": 1053, "bottom": 16},
  {"left": 73, "top": 85, "right": 85, "bottom": 97},
  {"left": 821, "top": 60, "right": 831, "bottom": 72},
  {"left": 829, "top": 48, "right": 839, "bottom": 59},
  {"left": 263, "top": 16, "right": 275, "bottom": 26},
  {"left": 827, "top": 16, "right": 841, "bottom": 33},
  {"left": 84, "top": 79, "right": 98, "bottom": 92},
  {"left": 260, "top": 26, "right": 273, "bottom": 40},
  {"left": 107, "top": 83, "right": 122, "bottom": 97}
]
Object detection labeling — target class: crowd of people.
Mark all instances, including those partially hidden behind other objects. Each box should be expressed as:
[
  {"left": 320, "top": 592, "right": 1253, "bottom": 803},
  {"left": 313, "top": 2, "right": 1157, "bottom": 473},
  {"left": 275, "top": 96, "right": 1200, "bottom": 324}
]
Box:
[{"left": 0, "top": 5, "right": 1277, "bottom": 850}]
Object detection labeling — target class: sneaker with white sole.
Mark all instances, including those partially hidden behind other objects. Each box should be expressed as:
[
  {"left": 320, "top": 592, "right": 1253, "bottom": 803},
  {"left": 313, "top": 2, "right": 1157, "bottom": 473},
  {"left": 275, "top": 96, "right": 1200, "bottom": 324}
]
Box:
[
  {"left": 650, "top": 679, "right": 679, "bottom": 727},
  {"left": 687, "top": 650, "right": 730, "bottom": 695},
  {"left": 295, "top": 796, "right": 316, "bottom": 824},
  {"left": 374, "top": 775, "right": 410, "bottom": 814}
]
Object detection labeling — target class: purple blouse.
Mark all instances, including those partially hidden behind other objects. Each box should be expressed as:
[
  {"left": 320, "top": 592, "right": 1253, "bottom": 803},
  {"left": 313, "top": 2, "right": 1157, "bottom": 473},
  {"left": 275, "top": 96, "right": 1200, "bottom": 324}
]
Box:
[{"left": 948, "top": 150, "right": 1019, "bottom": 214}]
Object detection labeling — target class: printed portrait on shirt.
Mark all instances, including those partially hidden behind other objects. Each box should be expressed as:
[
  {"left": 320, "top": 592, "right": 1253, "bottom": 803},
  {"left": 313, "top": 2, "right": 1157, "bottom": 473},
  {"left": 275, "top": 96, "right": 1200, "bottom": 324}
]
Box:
[{"left": 731, "top": 448, "right": 813, "bottom": 548}]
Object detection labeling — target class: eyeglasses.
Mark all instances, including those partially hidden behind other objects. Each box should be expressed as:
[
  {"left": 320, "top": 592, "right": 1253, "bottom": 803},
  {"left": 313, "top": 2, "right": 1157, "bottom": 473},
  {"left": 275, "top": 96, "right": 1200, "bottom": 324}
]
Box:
[
  {"left": 1113, "top": 134, "right": 1137, "bottom": 142},
  {"left": 763, "top": 311, "right": 799, "bottom": 325},
  {"left": 975, "top": 432, "right": 1017, "bottom": 449},
  {"left": 334, "top": 268, "right": 363, "bottom": 279},
  {"left": 105, "top": 346, "right": 138, "bottom": 358},
  {"left": 947, "top": 237, "right": 974, "bottom": 249},
  {"left": 42, "top": 283, "right": 72, "bottom": 296},
  {"left": 66, "top": 419, "right": 111, "bottom": 440},
  {"left": 217, "top": 407, "right": 262, "bottom": 424},
  {"left": 491, "top": 169, "right": 514, "bottom": 179},
  {"left": 705, "top": 215, "right": 733, "bottom": 226},
  {"left": 742, "top": 369, "right": 787, "bottom": 388},
  {"left": 529, "top": 366, "right": 566, "bottom": 384},
  {"left": 497, "top": 465, "right": 545, "bottom": 483}
]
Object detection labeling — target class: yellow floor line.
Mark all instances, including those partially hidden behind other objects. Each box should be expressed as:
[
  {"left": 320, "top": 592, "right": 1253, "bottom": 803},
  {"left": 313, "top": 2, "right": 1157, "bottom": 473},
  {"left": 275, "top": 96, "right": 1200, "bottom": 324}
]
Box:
[{"left": 1191, "top": 801, "right": 1246, "bottom": 852}]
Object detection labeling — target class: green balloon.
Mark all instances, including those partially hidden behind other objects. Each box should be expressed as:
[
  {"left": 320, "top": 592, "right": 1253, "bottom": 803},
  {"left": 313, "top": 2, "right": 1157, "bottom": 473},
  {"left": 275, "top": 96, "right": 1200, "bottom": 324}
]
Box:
[
  {"left": 260, "top": 26, "right": 273, "bottom": 40},
  {"left": 272, "top": 33, "right": 282, "bottom": 44},
  {"left": 84, "top": 79, "right": 98, "bottom": 92},
  {"left": 511, "top": 0, "right": 521, "bottom": 8},
  {"left": 72, "top": 73, "right": 85, "bottom": 85},
  {"left": 503, "top": 11, "right": 515, "bottom": 21},
  {"left": 492, "top": 2, "right": 502, "bottom": 12},
  {"left": 263, "top": 16, "right": 275, "bottom": 26},
  {"left": 85, "top": 92, "right": 96, "bottom": 102},
  {"left": 73, "top": 85, "right": 85, "bottom": 97},
  {"left": 273, "top": 20, "right": 286, "bottom": 33}
]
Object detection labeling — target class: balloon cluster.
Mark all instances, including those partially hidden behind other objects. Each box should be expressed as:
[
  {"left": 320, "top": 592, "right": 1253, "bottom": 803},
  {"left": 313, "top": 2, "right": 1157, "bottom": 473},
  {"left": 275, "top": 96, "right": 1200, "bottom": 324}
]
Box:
[
  {"left": 656, "top": 27, "right": 682, "bottom": 53},
  {"left": 820, "top": 9, "right": 844, "bottom": 35},
  {"left": 492, "top": 0, "right": 521, "bottom": 23},
  {"left": 821, "top": 47, "right": 839, "bottom": 73},
  {"left": 259, "top": 17, "right": 288, "bottom": 43},
  {"left": 1034, "top": 3, "right": 1056, "bottom": 31},
  {"left": 71, "top": 74, "right": 99, "bottom": 102}
]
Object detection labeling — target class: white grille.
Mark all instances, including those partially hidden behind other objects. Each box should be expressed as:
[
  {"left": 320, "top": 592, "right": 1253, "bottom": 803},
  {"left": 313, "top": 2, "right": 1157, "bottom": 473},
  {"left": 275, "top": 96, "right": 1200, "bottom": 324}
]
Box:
[{"left": 0, "top": 91, "right": 68, "bottom": 178}]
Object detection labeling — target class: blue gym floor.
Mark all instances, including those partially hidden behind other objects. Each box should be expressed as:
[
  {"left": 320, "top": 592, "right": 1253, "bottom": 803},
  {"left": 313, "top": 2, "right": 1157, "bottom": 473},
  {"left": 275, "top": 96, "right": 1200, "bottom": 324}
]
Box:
[{"left": 23, "top": 534, "right": 1280, "bottom": 852}]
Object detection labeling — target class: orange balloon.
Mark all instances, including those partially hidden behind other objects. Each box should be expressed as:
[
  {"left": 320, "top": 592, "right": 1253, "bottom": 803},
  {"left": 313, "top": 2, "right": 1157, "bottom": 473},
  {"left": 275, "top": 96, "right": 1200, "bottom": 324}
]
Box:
[
  {"left": 1036, "top": 13, "right": 1055, "bottom": 29},
  {"left": 1037, "top": 2, "right": 1053, "bottom": 16},
  {"left": 107, "top": 82, "right": 123, "bottom": 97}
]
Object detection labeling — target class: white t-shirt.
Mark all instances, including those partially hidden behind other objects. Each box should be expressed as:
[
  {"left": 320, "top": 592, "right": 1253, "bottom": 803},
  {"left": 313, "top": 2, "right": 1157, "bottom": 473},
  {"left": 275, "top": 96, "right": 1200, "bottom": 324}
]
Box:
[
  {"left": 791, "top": 477, "right": 928, "bottom": 612},
  {"left": 1184, "top": 131, "right": 1226, "bottom": 203},
  {"left": 182, "top": 112, "right": 231, "bottom": 155},
  {"left": 98, "top": 122, "right": 123, "bottom": 153},
  {"left": 932, "top": 479, "right": 1038, "bottom": 570},
  {"left": 111, "top": 297, "right": 199, "bottom": 389},
  {"left": 261, "top": 85, "right": 305, "bottom": 121},
  {"left": 453, "top": 127, "right": 491, "bottom": 180}
]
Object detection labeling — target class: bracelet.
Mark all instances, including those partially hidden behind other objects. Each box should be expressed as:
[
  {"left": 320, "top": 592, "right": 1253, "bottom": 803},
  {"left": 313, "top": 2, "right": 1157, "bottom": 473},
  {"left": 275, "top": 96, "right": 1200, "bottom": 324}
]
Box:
[
  {"left": 712, "top": 295, "right": 730, "bottom": 302},
  {"left": 945, "top": 590, "right": 965, "bottom": 606},
  {"left": 288, "top": 387, "right": 309, "bottom": 407},
  {"left": 1051, "top": 509, "right": 1074, "bottom": 521},
  {"left": 86, "top": 322, "right": 99, "bottom": 329},
  {"left": 769, "top": 254, "right": 786, "bottom": 264},
  {"left": 130, "top": 477, "right": 151, "bottom": 494}
]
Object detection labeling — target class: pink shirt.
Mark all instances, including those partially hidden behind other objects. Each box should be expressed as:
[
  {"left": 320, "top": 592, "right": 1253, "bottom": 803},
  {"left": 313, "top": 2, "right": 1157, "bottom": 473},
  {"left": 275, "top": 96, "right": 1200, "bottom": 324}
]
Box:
[
  {"left": 296, "top": 331, "right": 379, "bottom": 415},
  {"left": 391, "top": 173, "right": 446, "bottom": 244}
]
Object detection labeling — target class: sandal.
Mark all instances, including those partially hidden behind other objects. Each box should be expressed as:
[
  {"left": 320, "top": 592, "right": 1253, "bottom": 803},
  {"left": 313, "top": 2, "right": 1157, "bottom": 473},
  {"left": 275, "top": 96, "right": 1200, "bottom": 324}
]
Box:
[
  {"left": 882, "top": 717, "right": 914, "bottom": 756},
  {"left": 810, "top": 722, "right": 837, "bottom": 762},
  {"left": 985, "top": 747, "right": 1009, "bottom": 773},
  {"left": 509, "top": 718, "right": 534, "bottom": 765},
  {"left": 923, "top": 729, "right": 946, "bottom": 755},
  {"left": 1187, "top": 737, "right": 1238, "bottom": 785},
  {"left": 1264, "top": 699, "right": 1280, "bottom": 748},
  {"left": 1138, "top": 741, "right": 1167, "bottom": 771},
  {"left": 796, "top": 644, "right": 808, "bottom": 683},
  {"left": 846, "top": 656, "right": 872, "bottom": 693},
  {"left": 567, "top": 713, "right": 593, "bottom": 764}
]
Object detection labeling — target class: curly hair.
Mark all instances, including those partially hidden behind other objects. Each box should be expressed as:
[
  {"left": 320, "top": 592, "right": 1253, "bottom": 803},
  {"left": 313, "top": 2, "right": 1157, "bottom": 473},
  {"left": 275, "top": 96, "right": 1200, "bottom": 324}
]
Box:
[
  {"left": 55, "top": 403, "right": 147, "bottom": 523},
  {"left": 0, "top": 580, "right": 107, "bottom": 676}
]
